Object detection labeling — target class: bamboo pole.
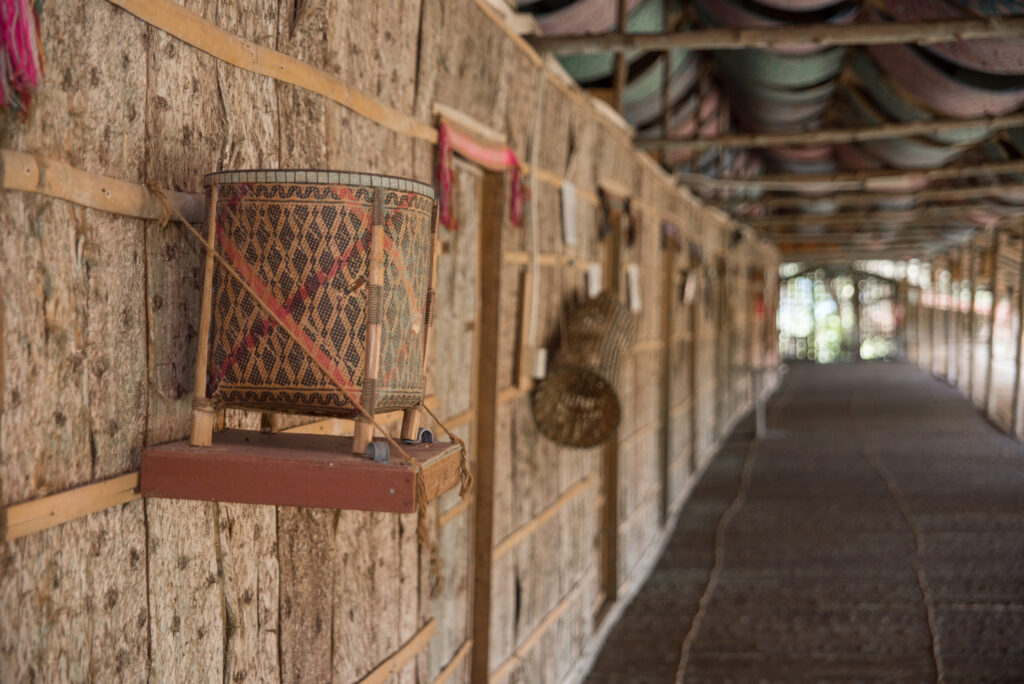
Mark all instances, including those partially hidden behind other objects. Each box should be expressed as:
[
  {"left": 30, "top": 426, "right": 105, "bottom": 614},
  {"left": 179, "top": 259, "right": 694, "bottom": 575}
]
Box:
[
  {"left": 985, "top": 229, "right": 1002, "bottom": 420},
  {"left": 679, "top": 160, "right": 1024, "bottom": 193},
  {"left": 529, "top": 16, "right": 1024, "bottom": 54},
  {"left": 640, "top": 113, "right": 1024, "bottom": 152},
  {"left": 1012, "top": 226, "right": 1024, "bottom": 438},
  {"left": 190, "top": 184, "right": 219, "bottom": 447}
]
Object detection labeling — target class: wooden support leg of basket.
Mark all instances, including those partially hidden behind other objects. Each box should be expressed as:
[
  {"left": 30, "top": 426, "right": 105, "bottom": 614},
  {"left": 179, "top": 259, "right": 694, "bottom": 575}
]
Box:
[
  {"left": 402, "top": 203, "right": 439, "bottom": 445},
  {"left": 401, "top": 407, "right": 422, "bottom": 442},
  {"left": 355, "top": 189, "right": 386, "bottom": 456},
  {"left": 190, "top": 184, "right": 219, "bottom": 447}
]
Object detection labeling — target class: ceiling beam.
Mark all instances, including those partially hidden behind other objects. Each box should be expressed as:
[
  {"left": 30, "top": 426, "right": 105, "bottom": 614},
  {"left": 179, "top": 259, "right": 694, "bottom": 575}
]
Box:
[
  {"left": 528, "top": 16, "right": 1024, "bottom": 54},
  {"left": 638, "top": 113, "right": 1024, "bottom": 151},
  {"left": 679, "top": 160, "right": 1024, "bottom": 193},
  {"left": 767, "top": 230, "right": 972, "bottom": 244},
  {"left": 730, "top": 184, "right": 1024, "bottom": 212},
  {"left": 749, "top": 207, "right": 1009, "bottom": 229}
]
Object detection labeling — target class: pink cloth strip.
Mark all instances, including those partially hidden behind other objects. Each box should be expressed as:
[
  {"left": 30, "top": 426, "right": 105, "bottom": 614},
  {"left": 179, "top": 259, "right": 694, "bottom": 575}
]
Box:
[{"left": 436, "top": 121, "right": 526, "bottom": 230}]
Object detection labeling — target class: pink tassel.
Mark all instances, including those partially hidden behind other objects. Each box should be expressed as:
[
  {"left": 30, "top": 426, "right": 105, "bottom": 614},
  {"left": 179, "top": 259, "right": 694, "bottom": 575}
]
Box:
[
  {"left": 1, "top": 0, "right": 43, "bottom": 115},
  {"left": 435, "top": 122, "right": 458, "bottom": 231}
]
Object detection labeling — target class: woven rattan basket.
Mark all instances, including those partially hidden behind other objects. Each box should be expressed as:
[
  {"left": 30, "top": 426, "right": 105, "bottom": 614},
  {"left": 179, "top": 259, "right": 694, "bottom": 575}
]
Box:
[{"left": 532, "top": 292, "right": 636, "bottom": 448}]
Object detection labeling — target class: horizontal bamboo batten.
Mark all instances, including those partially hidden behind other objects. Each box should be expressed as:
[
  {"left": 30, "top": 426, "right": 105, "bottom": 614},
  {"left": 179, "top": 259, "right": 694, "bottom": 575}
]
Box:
[
  {"left": 2, "top": 473, "right": 140, "bottom": 542},
  {"left": 1, "top": 149, "right": 203, "bottom": 222}
]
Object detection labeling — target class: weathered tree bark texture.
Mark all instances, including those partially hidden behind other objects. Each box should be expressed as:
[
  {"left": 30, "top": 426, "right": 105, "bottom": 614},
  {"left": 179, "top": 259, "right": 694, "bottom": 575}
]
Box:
[{"left": 1, "top": 0, "right": 781, "bottom": 682}]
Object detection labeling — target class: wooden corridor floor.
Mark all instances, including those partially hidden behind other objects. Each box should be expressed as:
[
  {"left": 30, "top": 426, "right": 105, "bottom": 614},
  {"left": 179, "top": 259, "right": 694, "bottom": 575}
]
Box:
[{"left": 586, "top": 363, "right": 1024, "bottom": 683}]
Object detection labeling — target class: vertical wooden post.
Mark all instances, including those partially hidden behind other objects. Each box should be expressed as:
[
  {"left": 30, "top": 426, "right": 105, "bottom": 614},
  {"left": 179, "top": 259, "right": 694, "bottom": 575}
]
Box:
[
  {"left": 852, "top": 275, "right": 862, "bottom": 361},
  {"left": 657, "top": 0, "right": 671, "bottom": 166},
  {"left": 190, "top": 184, "right": 219, "bottom": 447},
  {"left": 985, "top": 228, "right": 1002, "bottom": 420},
  {"left": 659, "top": 241, "right": 674, "bottom": 524},
  {"left": 470, "top": 171, "right": 506, "bottom": 684},
  {"left": 354, "top": 189, "right": 385, "bottom": 455},
  {"left": 1011, "top": 225, "right": 1024, "bottom": 438},
  {"left": 951, "top": 250, "right": 962, "bottom": 385},
  {"left": 967, "top": 241, "right": 977, "bottom": 401},
  {"left": 921, "top": 282, "right": 929, "bottom": 370},
  {"left": 598, "top": 202, "right": 624, "bottom": 615},
  {"left": 688, "top": 262, "right": 699, "bottom": 473},
  {"left": 945, "top": 260, "right": 954, "bottom": 381},
  {"left": 929, "top": 262, "right": 938, "bottom": 376},
  {"left": 403, "top": 204, "right": 441, "bottom": 442},
  {"left": 612, "top": 0, "right": 628, "bottom": 112}
]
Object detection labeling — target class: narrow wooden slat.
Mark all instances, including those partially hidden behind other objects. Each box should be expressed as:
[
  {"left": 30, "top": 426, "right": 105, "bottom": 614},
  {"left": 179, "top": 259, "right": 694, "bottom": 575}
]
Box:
[
  {"left": 430, "top": 639, "right": 473, "bottom": 684},
  {"left": 2, "top": 473, "right": 140, "bottom": 541},
  {"left": 357, "top": 619, "right": 437, "bottom": 684},
  {"left": 491, "top": 475, "right": 597, "bottom": 561},
  {"left": 1, "top": 148, "right": 203, "bottom": 221},
  {"left": 529, "top": 16, "right": 1024, "bottom": 54},
  {"left": 107, "top": 0, "right": 438, "bottom": 142}
]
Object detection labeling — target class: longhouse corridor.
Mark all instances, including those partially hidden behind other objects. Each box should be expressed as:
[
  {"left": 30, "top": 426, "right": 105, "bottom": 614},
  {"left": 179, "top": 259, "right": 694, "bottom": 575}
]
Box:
[{"left": 589, "top": 363, "right": 1024, "bottom": 682}]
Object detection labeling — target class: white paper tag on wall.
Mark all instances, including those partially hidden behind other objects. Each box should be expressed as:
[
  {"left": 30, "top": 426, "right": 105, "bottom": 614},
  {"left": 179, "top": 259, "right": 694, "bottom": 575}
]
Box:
[
  {"left": 682, "top": 270, "right": 697, "bottom": 304},
  {"left": 533, "top": 347, "right": 548, "bottom": 380},
  {"left": 627, "top": 263, "right": 642, "bottom": 313},
  {"left": 561, "top": 181, "right": 578, "bottom": 247},
  {"left": 586, "top": 262, "right": 602, "bottom": 298}
]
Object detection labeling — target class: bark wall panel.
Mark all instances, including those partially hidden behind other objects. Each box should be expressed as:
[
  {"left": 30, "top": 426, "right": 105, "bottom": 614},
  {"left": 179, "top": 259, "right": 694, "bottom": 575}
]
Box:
[{"left": 0, "top": 2, "right": 783, "bottom": 682}]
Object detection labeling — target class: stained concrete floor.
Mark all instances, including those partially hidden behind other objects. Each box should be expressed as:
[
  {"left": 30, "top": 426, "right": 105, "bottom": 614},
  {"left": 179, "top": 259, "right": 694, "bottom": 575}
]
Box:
[{"left": 587, "top": 363, "right": 1024, "bottom": 683}]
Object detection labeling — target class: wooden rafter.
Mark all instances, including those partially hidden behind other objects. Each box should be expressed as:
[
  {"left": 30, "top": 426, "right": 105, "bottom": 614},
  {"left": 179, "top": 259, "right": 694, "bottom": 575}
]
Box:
[
  {"left": 748, "top": 207, "right": 1009, "bottom": 229},
  {"left": 730, "top": 184, "right": 1024, "bottom": 212},
  {"left": 639, "top": 113, "right": 1024, "bottom": 152},
  {"left": 767, "top": 231, "right": 971, "bottom": 244},
  {"left": 680, "top": 160, "right": 1024, "bottom": 193},
  {"left": 528, "top": 16, "right": 1024, "bottom": 54}
]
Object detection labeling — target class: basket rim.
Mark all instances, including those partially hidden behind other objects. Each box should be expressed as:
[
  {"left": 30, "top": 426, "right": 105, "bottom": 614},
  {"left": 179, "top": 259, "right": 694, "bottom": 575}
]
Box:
[{"left": 203, "top": 168, "right": 436, "bottom": 200}]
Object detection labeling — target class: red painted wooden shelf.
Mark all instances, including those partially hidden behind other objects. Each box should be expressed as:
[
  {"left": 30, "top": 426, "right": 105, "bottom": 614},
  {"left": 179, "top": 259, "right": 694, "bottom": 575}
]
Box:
[{"left": 140, "top": 430, "right": 462, "bottom": 513}]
